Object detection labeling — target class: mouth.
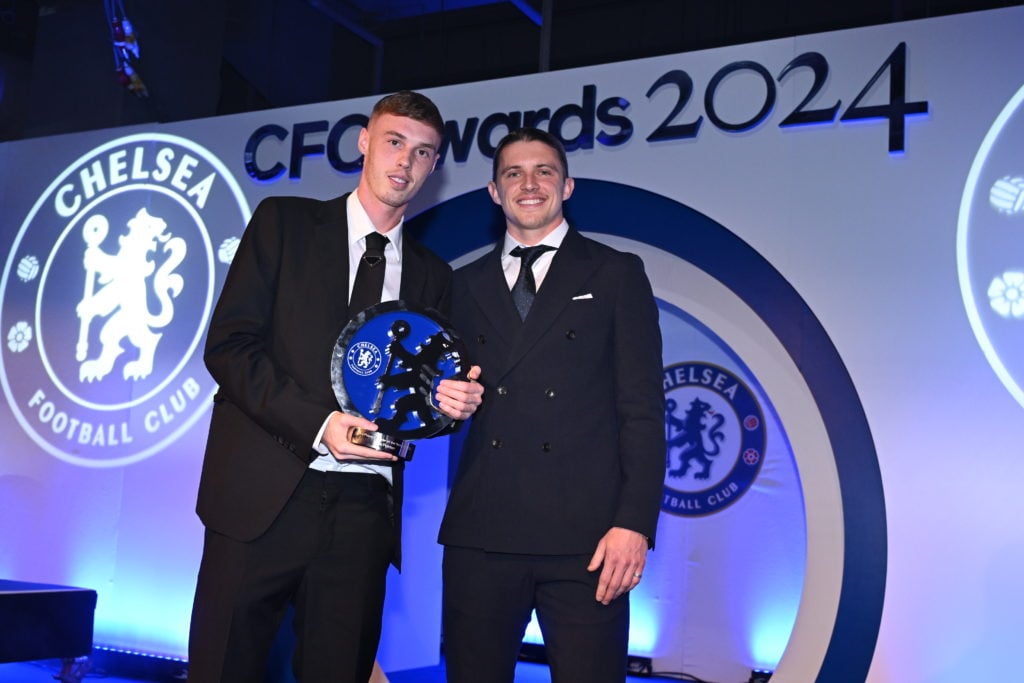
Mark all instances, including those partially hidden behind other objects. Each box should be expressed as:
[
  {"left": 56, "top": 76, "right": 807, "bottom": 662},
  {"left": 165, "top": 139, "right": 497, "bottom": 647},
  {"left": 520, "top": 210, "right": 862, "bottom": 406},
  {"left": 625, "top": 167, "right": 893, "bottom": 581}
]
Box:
[
  {"left": 516, "top": 196, "right": 545, "bottom": 206},
  {"left": 388, "top": 174, "right": 410, "bottom": 188}
]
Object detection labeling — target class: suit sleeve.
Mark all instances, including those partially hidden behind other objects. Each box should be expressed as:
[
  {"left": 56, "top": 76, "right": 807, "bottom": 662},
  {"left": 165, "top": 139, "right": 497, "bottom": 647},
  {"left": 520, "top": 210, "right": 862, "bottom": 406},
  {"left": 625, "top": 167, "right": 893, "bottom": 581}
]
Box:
[
  {"left": 203, "top": 197, "right": 332, "bottom": 451},
  {"left": 610, "top": 253, "right": 666, "bottom": 546}
]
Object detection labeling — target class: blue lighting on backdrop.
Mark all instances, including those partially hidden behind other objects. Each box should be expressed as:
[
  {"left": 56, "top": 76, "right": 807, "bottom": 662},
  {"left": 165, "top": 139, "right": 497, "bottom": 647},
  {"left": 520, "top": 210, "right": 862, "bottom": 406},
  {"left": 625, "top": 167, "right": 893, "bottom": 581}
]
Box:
[{"left": 748, "top": 609, "right": 798, "bottom": 670}]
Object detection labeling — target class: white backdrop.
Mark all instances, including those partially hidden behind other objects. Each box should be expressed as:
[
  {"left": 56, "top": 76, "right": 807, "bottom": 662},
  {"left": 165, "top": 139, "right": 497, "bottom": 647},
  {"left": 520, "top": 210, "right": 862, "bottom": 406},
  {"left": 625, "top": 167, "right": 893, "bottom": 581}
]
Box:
[{"left": 1, "top": 7, "right": 1022, "bottom": 683}]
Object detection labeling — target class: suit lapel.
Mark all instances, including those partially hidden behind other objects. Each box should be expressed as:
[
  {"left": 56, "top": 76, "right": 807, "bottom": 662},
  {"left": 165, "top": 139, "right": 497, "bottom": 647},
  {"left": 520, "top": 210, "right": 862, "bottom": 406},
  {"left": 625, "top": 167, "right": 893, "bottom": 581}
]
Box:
[
  {"left": 504, "top": 230, "right": 598, "bottom": 370},
  {"left": 313, "top": 195, "right": 351, "bottom": 327},
  {"left": 399, "top": 238, "right": 426, "bottom": 303},
  {"left": 467, "top": 243, "right": 522, "bottom": 342}
]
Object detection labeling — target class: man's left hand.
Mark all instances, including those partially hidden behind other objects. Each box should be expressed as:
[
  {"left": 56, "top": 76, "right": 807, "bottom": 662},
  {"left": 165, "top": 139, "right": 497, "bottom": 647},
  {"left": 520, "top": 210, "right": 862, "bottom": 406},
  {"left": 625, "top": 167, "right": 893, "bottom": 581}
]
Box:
[
  {"left": 435, "top": 365, "right": 484, "bottom": 420},
  {"left": 587, "top": 527, "right": 648, "bottom": 605}
]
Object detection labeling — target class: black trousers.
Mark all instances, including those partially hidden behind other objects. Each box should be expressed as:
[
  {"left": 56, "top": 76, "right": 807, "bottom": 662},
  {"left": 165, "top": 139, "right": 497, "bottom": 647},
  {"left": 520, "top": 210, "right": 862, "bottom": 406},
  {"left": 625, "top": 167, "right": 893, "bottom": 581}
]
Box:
[
  {"left": 442, "top": 546, "right": 630, "bottom": 683},
  {"left": 188, "top": 470, "right": 394, "bottom": 683}
]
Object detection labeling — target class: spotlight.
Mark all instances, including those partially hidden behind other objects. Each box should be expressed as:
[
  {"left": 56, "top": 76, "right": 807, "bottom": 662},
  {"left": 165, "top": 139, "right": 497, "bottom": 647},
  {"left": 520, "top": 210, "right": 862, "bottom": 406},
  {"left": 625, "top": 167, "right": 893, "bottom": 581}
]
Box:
[{"left": 748, "top": 669, "right": 773, "bottom": 683}]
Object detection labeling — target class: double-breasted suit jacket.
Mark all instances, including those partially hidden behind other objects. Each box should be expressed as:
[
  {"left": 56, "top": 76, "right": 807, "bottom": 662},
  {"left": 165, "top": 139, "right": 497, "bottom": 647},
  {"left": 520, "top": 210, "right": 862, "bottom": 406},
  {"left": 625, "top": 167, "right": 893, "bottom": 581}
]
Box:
[
  {"left": 196, "top": 194, "right": 452, "bottom": 565},
  {"left": 439, "top": 228, "right": 665, "bottom": 556}
]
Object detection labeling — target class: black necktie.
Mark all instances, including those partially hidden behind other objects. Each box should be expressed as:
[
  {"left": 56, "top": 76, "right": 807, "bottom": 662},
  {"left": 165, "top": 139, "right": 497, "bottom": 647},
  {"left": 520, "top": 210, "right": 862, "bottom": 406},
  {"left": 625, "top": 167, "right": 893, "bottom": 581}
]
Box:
[
  {"left": 510, "top": 245, "right": 556, "bottom": 320},
  {"left": 349, "top": 231, "right": 389, "bottom": 318}
]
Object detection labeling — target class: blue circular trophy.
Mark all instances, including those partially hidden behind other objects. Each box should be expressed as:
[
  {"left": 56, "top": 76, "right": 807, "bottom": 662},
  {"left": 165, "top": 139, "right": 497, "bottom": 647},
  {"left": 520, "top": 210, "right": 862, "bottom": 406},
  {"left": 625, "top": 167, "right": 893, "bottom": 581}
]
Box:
[{"left": 330, "top": 301, "right": 469, "bottom": 460}]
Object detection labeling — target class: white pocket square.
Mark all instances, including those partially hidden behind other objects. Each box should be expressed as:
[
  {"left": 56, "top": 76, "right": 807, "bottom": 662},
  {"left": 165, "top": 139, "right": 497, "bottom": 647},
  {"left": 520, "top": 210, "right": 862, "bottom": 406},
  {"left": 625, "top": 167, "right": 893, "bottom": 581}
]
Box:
[{"left": 572, "top": 293, "right": 594, "bottom": 300}]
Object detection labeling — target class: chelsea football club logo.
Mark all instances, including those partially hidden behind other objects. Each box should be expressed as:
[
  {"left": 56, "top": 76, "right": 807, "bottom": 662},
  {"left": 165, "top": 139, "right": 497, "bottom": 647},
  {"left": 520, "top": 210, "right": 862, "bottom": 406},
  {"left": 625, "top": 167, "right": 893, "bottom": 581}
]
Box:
[
  {"left": 346, "top": 341, "right": 383, "bottom": 377},
  {"left": 661, "top": 362, "right": 766, "bottom": 516},
  {"left": 958, "top": 83, "right": 1024, "bottom": 410},
  {"left": 0, "top": 133, "right": 250, "bottom": 467}
]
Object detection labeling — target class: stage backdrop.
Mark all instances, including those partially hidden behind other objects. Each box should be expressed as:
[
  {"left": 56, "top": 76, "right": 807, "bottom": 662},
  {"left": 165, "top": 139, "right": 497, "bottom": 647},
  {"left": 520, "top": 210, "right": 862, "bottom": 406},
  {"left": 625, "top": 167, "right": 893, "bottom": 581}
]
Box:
[{"left": 1, "top": 7, "right": 1022, "bottom": 683}]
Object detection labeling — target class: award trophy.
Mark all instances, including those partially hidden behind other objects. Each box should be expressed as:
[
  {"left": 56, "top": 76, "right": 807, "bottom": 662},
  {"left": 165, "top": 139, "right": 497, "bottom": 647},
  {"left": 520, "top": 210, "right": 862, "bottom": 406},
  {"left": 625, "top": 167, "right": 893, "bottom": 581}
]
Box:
[{"left": 330, "top": 301, "right": 469, "bottom": 460}]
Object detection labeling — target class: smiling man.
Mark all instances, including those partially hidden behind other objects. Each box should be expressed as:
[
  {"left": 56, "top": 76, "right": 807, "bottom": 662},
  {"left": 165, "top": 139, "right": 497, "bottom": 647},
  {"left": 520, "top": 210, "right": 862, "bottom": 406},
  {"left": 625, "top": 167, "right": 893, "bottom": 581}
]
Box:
[
  {"left": 188, "top": 90, "right": 483, "bottom": 683},
  {"left": 439, "top": 127, "right": 665, "bottom": 683}
]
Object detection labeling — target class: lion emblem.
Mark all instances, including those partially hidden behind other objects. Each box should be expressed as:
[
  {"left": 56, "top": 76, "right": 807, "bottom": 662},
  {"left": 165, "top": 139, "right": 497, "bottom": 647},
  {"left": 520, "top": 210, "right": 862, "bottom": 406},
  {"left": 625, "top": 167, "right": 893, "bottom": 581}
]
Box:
[
  {"left": 76, "top": 207, "right": 186, "bottom": 382},
  {"left": 665, "top": 396, "right": 726, "bottom": 480}
]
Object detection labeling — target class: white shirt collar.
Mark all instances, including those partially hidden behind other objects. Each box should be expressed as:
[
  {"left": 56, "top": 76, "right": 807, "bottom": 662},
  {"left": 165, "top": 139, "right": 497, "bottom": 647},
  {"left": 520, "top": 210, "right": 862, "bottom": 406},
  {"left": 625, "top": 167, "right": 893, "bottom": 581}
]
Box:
[
  {"left": 502, "top": 220, "right": 569, "bottom": 257},
  {"left": 347, "top": 192, "right": 404, "bottom": 255}
]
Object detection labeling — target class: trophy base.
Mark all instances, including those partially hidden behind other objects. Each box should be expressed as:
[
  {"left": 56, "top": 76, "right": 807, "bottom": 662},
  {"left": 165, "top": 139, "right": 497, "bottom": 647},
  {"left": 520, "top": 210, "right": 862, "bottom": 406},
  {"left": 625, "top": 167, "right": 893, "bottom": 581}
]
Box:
[{"left": 351, "top": 428, "right": 416, "bottom": 460}]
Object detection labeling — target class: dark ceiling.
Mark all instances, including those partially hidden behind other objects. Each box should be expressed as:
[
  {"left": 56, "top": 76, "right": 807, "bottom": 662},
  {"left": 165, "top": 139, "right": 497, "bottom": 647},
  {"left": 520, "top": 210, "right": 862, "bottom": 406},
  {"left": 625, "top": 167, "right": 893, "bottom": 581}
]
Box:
[{"left": 0, "top": 0, "right": 1017, "bottom": 142}]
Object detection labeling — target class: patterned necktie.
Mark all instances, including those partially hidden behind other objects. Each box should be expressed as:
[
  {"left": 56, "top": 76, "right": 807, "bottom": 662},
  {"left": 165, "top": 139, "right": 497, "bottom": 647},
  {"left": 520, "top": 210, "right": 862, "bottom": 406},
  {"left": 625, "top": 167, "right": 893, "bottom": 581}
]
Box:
[
  {"left": 510, "top": 245, "right": 556, "bottom": 320},
  {"left": 348, "top": 231, "right": 389, "bottom": 318}
]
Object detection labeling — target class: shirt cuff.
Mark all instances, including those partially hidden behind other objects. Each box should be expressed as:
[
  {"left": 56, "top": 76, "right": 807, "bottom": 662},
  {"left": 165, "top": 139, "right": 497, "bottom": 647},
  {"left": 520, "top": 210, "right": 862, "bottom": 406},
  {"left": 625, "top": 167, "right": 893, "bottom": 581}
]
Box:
[{"left": 313, "top": 411, "right": 337, "bottom": 455}]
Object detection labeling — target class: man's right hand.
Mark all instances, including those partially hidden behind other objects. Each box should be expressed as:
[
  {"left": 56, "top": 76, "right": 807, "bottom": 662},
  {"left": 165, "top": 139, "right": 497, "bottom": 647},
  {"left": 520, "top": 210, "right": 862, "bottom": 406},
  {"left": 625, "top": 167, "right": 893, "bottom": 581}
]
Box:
[{"left": 321, "top": 411, "right": 399, "bottom": 461}]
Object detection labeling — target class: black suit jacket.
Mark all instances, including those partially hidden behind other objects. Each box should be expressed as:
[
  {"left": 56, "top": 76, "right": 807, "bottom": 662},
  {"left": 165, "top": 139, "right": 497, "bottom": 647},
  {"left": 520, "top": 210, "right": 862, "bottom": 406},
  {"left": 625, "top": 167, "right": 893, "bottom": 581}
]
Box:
[
  {"left": 439, "top": 228, "right": 665, "bottom": 555},
  {"left": 196, "top": 194, "right": 452, "bottom": 567}
]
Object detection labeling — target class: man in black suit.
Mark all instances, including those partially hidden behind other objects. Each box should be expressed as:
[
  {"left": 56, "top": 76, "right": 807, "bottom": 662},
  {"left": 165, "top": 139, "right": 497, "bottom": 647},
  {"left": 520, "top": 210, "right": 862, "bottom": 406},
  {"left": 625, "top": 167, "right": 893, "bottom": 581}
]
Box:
[
  {"left": 188, "top": 91, "right": 483, "bottom": 683},
  {"left": 439, "top": 128, "right": 665, "bottom": 682}
]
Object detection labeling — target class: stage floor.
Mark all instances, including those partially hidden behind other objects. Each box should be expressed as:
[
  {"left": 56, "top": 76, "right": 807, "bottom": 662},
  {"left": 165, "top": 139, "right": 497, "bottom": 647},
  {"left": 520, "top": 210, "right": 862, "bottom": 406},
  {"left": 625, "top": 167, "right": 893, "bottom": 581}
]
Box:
[{"left": 0, "top": 659, "right": 653, "bottom": 683}]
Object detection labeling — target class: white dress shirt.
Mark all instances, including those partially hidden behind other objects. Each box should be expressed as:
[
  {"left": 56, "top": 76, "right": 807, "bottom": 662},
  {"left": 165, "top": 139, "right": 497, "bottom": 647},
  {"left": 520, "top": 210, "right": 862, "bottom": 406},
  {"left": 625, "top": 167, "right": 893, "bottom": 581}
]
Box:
[{"left": 309, "top": 192, "right": 404, "bottom": 482}]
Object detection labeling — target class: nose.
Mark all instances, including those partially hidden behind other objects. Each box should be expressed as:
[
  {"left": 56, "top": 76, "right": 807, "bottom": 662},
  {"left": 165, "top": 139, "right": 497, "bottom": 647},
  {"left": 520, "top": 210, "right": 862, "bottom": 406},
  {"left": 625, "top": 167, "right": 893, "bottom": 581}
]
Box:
[
  {"left": 521, "top": 173, "right": 538, "bottom": 190},
  {"left": 397, "top": 149, "right": 412, "bottom": 168}
]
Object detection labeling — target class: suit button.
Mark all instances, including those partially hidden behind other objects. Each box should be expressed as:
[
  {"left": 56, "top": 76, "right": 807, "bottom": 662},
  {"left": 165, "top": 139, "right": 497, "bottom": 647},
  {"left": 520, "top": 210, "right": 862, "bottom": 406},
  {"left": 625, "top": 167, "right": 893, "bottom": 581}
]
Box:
[
  {"left": 491, "top": 438, "right": 503, "bottom": 449},
  {"left": 542, "top": 442, "right": 552, "bottom": 452},
  {"left": 544, "top": 388, "right": 555, "bottom": 398},
  {"left": 477, "top": 335, "right": 487, "bottom": 344},
  {"left": 565, "top": 329, "right": 576, "bottom": 339},
  {"left": 497, "top": 385, "right": 509, "bottom": 396}
]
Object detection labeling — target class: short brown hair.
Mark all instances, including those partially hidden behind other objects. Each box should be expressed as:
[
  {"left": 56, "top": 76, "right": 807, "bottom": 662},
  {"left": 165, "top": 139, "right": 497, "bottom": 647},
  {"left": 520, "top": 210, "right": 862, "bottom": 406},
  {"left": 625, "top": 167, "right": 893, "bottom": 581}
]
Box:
[
  {"left": 492, "top": 127, "right": 569, "bottom": 182},
  {"left": 370, "top": 90, "right": 445, "bottom": 139}
]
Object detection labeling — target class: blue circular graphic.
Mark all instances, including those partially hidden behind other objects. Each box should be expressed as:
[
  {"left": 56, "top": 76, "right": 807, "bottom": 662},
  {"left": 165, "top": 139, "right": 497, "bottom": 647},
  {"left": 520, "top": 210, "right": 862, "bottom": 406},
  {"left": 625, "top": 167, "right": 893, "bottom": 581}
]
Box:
[
  {"left": 661, "top": 362, "right": 767, "bottom": 517},
  {"left": 409, "top": 179, "right": 885, "bottom": 682}
]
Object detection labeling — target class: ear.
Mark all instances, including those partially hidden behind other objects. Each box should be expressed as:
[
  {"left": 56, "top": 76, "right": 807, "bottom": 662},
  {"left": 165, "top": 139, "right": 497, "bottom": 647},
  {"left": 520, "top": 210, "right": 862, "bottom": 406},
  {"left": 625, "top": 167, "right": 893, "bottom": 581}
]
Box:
[
  {"left": 562, "top": 176, "right": 575, "bottom": 201},
  {"left": 487, "top": 181, "right": 501, "bottom": 205},
  {"left": 357, "top": 127, "right": 369, "bottom": 155}
]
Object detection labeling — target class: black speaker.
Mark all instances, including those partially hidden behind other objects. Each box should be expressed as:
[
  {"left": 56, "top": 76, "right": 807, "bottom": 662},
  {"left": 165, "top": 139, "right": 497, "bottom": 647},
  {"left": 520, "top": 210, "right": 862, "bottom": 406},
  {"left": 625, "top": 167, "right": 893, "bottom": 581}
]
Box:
[{"left": 0, "top": 580, "right": 97, "bottom": 663}]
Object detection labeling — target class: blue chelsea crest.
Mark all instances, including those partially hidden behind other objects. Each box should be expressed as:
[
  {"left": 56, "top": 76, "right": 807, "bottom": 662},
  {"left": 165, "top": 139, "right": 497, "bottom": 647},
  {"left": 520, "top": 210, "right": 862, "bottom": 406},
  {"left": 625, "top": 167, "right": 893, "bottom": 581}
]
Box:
[
  {"left": 346, "top": 341, "right": 383, "bottom": 377},
  {"left": 661, "top": 361, "right": 767, "bottom": 516}
]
